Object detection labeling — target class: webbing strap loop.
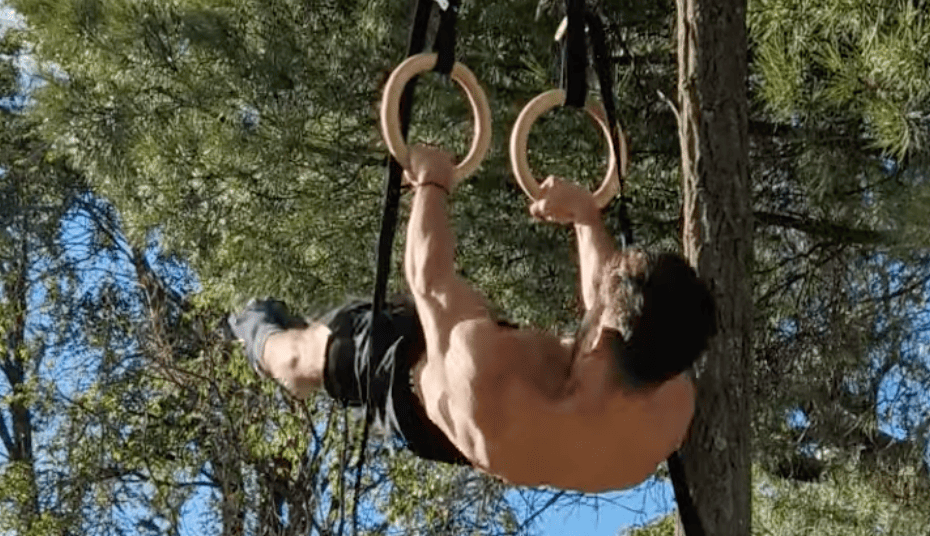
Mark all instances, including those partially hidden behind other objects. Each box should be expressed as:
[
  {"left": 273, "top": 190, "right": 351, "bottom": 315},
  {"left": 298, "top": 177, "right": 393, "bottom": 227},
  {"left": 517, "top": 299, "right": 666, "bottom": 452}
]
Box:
[
  {"left": 433, "top": 0, "right": 459, "bottom": 76},
  {"left": 561, "top": 0, "right": 587, "bottom": 108},
  {"left": 584, "top": 11, "right": 634, "bottom": 246},
  {"left": 558, "top": 4, "right": 634, "bottom": 244}
]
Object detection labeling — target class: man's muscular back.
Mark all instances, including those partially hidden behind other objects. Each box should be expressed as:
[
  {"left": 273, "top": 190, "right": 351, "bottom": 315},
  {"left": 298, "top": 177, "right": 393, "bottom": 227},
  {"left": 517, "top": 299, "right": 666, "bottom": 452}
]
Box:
[{"left": 414, "top": 318, "right": 695, "bottom": 492}]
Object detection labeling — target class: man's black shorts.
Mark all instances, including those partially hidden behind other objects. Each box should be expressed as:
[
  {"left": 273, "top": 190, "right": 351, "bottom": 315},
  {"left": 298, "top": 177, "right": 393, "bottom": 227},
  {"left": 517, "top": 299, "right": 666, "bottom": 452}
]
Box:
[{"left": 321, "top": 298, "right": 469, "bottom": 466}]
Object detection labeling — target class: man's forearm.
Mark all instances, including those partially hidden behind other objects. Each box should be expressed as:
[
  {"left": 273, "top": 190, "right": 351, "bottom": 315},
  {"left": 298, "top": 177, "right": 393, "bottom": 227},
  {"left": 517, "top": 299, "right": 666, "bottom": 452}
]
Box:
[
  {"left": 575, "top": 218, "right": 617, "bottom": 310},
  {"left": 405, "top": 185, "right": 456, "bottom": 295}
]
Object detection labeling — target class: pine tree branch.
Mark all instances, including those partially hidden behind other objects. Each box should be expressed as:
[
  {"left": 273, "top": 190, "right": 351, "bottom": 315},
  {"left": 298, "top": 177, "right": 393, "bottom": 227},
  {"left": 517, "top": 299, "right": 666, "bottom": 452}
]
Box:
[
  {"left": 755, "top": 211, "right": 895, "bottom": 245},
  {"left": 748, "top": 119, "right": 861, "bottom": 140},
  {"left": 748, "top": 119, "right": 895, "bottom": 161}
]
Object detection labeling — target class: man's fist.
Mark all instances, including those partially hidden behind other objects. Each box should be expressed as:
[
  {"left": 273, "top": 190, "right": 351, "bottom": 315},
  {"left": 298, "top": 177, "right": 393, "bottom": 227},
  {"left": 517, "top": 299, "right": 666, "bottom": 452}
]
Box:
[
  {"left": 404, "top": 145, "right": 455, "bottom": 192},
  {"left": 528, "top": 176, "right": 600, "bottom": 226}
]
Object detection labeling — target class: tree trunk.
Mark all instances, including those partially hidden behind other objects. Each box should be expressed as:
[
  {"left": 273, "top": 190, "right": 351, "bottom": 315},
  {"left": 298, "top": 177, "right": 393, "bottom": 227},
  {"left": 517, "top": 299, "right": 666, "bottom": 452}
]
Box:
[{"left": 676, "top": 0, "right": 753, "bottom": 534}]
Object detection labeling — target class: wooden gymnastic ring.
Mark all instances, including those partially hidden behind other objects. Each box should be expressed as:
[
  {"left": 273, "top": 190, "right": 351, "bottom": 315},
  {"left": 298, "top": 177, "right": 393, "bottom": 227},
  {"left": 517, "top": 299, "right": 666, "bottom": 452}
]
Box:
[
  {"left": 380, "top": 53, "right": 492, "bottom": 185},
  {"left": 509, "top": 88, "right": 628, "bottom": 208}
]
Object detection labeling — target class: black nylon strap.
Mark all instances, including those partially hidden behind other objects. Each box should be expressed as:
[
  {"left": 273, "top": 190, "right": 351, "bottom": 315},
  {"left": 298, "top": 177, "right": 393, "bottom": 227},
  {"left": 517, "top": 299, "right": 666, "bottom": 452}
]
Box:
[
  {"left": 561, "top": 0, "right": 587, "bottom": 108},
  {"left": 585, "top": 12, "right": 634, "bottom": 246},
  {"left": 354, "top": 0, "right": 436, "bottom": 533},
  {"left": 586, "top": 12, "right": 692, "bottom": 528},
  {"left": 433, "top": 0, "right": 459, "bottom": 75},
  {"left": 371, "top": 0, "right": 433, "bottom": 331},
  {"left": 668, "top": 451, "right": 707, "bottom": 536}
]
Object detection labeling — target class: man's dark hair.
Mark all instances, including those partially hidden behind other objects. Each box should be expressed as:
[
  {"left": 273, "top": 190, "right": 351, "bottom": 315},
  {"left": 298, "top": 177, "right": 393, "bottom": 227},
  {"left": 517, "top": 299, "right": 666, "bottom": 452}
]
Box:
[{"left": 604, "top": 251, "right": 717, "bottom": 388}]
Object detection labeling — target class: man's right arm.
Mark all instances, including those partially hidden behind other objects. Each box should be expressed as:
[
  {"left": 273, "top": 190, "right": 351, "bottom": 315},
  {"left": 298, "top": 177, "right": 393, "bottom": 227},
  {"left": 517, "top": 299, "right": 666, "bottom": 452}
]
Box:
[
  {"left": 572, "top": 211, "right": 617, "bottom": 311},
  {"left": 529, "top": 177, "right": 618, "bottom": 310}
]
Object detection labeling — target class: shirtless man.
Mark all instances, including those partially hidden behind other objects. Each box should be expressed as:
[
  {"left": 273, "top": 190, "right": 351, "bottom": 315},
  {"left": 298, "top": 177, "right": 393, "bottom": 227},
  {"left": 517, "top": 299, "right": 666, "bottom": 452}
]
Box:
[{"left": 229, "top": 145, "right": 716, "bottom": 492}]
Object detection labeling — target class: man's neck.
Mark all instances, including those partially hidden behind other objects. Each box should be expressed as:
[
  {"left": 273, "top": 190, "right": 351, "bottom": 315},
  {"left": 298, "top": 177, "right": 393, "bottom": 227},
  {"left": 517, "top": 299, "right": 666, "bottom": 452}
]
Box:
[{"left": 563, "top": 348, "right": 621, "bottom": 413}]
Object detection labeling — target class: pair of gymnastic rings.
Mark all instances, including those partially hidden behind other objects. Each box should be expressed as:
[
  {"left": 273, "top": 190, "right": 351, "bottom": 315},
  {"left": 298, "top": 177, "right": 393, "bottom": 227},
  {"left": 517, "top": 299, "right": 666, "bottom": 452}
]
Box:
[{"left": 380, "top": 53, "right": 629, "bottom": 209}]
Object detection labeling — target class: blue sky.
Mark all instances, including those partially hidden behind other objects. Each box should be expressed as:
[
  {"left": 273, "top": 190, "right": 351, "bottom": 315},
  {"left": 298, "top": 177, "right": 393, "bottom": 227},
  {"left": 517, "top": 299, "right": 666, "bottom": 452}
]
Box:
[
  {"left": 1, "top": 3, "right": 20, "bottom": 31},
  {"left": 524, "top": 481, "right": 676, "bottom": 535}
]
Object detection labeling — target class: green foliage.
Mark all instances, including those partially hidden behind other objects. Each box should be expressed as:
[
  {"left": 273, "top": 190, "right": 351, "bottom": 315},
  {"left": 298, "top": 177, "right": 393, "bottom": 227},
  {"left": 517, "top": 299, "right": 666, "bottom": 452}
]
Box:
[
  {"left": 754, "top": 465, "right": 929, "bottom": 535},
  {"left": 8, "top": 0, "right": 682, "bottom": 322},
  {"left": 12, "top": 0, "right": 394, "bottom": 306},
  {"left": 749, "top": 0, "right": 930, "bottom": 159},
  {"left": 622, "top": 511, "right": 677, "bottom": 536},
  {"left": 747, "top": 4, "right": 930, "bottom": 516},
  {"left": 627, "top": 465, "right": 930, "bottom": 536}
]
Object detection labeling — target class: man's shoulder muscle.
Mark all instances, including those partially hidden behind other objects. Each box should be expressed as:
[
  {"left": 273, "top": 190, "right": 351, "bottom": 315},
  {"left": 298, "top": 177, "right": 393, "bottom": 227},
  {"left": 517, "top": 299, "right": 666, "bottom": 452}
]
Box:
[
  {"left": 443, "top": 318, "right": 524, "bottom": 384},
  {"left": 449, "top": 318, "right": 510, "bottom": 358}
]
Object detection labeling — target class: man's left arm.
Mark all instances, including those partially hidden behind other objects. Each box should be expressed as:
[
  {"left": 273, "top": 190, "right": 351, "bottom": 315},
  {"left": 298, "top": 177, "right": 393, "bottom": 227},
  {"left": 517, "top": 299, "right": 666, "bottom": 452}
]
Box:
[{"left": 403, "top": 146, "right": 492, "bottom": 353}]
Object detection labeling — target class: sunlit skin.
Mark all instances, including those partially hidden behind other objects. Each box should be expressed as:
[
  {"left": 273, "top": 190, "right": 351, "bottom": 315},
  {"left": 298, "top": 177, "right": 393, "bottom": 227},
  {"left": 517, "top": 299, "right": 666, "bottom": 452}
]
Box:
[{"left": 258, "top": 146, "right": 695, "bottom": 492}]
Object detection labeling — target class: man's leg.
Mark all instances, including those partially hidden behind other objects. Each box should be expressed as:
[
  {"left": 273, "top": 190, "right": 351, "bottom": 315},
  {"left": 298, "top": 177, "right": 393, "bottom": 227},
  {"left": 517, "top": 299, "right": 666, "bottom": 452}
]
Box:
[{"left": 229, "top": 300, "right": 331, "bottom": 399}]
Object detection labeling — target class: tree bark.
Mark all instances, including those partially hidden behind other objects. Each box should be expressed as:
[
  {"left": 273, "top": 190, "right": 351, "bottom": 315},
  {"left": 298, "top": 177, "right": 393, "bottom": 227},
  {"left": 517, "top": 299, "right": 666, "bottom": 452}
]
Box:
[{"left": 676, "top": 0, "right": 753, "bottom": 534}]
